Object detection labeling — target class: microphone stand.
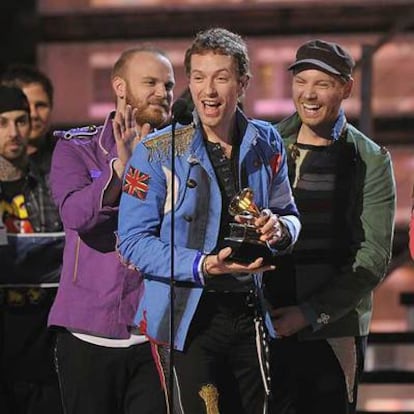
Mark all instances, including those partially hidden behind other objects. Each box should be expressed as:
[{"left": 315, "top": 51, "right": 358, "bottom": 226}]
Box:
[
  {"left": 168, "top": 99, "right": 192, "bottom": 413},
  {"left": 169, "top": 118, "right": 177, "bottom": 413}
]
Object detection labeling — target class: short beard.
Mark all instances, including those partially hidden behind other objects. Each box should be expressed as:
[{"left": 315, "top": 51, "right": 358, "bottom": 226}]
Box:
[
  {"left": 135, "top": 108, "right": 168, "bottom": 130},
  {"left": 125, "top": 86, "right": 170, "bottom": 130},
  {"left": 0, "top": 154, "right": 27, "bottom": 181}
]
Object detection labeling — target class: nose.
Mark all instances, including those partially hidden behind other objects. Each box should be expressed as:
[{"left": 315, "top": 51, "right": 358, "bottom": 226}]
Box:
[
  {"left": 7, "top": 122, "right": 19, "bottom": 138},
  {"left": 154, "top": 83, "right": 167, "bottom": 98},
  {"left": 205, "top": 78, "right": 217, "bottom": 96},
  {"left": 302, "top": 85, "right": 317, "bottom": 100},
  {"left": 30, "top": 103, "right": 39, "bottom": 119}
]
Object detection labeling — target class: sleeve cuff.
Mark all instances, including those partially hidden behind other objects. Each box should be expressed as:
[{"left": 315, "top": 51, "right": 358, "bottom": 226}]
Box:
[
  {"left": 192, "top": 251, "right": 205, "bottom": 286},
  {"left": 299, "top": 302, "right": 322, "bottom": 332}
]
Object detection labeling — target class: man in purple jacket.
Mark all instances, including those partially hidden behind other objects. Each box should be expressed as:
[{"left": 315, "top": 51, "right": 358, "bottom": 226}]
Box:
[{"left": 48, "top": 46, "right": 175, "bottom": 414}]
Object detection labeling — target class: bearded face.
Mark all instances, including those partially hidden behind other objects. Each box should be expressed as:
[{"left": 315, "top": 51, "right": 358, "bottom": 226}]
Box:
[
  {"left": 123, "top": 52, "right": 175, "bottom": 130},
  {"left": 0, "top": 110, "right": 30, "bottom": 163},
  {"left": 125, "top": 82, "right": 171, "bottom": 129}
]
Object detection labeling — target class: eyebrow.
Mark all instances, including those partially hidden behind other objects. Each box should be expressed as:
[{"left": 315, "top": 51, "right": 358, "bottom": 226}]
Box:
[
  {"left": 16, "top": 114, "right": 29, "bottom": 122},
  {"left": 0, "top": 114, "right": 29, "bottom": 123},
  {"left": 33, "top": 99, "right": 50, "bottom": 105},
  {"left": 191, "top": 68, "right": 231, "bottom": 75},
  {"left": 295, "top": 74, "right": 335, "bottom": 83}
]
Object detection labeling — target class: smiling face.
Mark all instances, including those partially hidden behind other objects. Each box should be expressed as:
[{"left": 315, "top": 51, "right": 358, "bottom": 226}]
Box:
[
  {"left": 115, "top": 51, "right": 175, "bottom": 129},
  {"left": 21, "top": 82, "right": 52, "bottom": 144},
  {"left": 0, "top": 110, "right": 30, "bottom": 162},
  {"left": 189, "top": 51, "right": 247, "bottom": 140},
  {"left": 292, "top": 69, "right": 352, "bottom": 133}
]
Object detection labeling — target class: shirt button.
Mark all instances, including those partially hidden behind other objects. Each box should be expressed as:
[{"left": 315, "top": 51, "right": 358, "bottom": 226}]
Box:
[
  {"left": 316, "top": 312, "right": 330, "bottom": 325},
  {"left": 183, "top": 215, "right": 193, "bottom": 222},
  {"left": 186, "top": 179, "right": 197, "bottom": 188}
]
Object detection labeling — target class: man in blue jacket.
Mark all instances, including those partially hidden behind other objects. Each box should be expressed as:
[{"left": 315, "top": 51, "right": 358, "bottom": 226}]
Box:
[{"left": 118, "top": 28, "right": 301, "bottom": 414}]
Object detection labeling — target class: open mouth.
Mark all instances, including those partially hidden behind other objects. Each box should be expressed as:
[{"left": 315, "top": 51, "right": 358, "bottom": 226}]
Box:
[
  {"left": 302, "top": 103, "right": 321, "bottom": 113},
  {"left": 202, "top": 100, "right": 221, "bottom": 116}
]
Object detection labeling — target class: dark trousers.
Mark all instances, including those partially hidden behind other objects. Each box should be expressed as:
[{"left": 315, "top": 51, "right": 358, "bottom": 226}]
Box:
[
  {"left": 55, "top": 330, "right": 167, "bottom": 414},
  {"left": 0, "top": 287, "right": 63, "bottom": 414},
  {"left": 0, "top": 380, "right": 62, "bottom": 414},
  {"left": 269, "top": 336, "right": 366, "bottom": 414},
  {"left": 167, "top": 292, "right": 267, "bottom": 414}
]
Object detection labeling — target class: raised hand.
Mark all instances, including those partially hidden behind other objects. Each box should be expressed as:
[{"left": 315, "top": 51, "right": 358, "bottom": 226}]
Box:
[{"left": 112, "top": 104, "right": 151, "bottom": 167}]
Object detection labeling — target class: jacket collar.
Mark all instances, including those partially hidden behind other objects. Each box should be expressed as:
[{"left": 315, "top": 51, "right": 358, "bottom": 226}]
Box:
[
  {"left": 277, "top": 109, "right": 348, "bottom": 145},
  {"left": 191, "top": 107, "right": 258, "bottom": 155},
  {"left": 97, "top": 111, "right": 116, "bottom": 155}
]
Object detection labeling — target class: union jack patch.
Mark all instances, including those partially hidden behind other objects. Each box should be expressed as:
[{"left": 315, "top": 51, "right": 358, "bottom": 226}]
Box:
[{"left": 123, "top": 166, "right": 150, "bottom": 200}]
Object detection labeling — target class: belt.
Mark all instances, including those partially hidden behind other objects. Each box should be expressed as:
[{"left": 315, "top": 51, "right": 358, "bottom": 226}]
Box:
[
  {"left": 203, "top": 289, "right": 259, "bottom": 311},
  {"left": 0, "top": 287, "right": 54, "bottom": 306}
]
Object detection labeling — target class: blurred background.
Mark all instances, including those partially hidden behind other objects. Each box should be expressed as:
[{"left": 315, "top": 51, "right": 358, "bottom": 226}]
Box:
[{"left": 1, "top": 0, "right": 414, "bottom": 411}]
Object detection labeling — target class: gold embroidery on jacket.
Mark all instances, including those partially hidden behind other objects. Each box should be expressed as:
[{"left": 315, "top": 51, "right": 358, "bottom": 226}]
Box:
[
  {"left": 144, "top": 124, "right": 194, "bottom": 161},
  {"left": 199, "top": 384, "right": 219, "bottom": 414}
]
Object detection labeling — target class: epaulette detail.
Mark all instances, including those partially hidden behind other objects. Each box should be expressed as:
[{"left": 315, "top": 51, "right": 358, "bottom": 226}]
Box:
[
  {"left": 53, "top": 125, "right": 98, "bottom": 140},
  {"left": 144, "top": 124, "right": 194, "bottom": 161}
]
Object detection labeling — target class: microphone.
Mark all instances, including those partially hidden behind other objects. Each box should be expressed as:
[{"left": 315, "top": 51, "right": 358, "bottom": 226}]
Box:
[{"left": 171, "top": 98, "right": 193, "bottom": 126}]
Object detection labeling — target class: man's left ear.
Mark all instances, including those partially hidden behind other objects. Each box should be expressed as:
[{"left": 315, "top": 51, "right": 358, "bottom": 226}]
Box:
[
  {"left": 112, "top": 75, "right": 126, "bottom": 99},
  {"left": 343, "top": 78, "right": 353, "bottom": 99},
  {"left": 238, "top": 75, "right": 250, "bottom": 97}
]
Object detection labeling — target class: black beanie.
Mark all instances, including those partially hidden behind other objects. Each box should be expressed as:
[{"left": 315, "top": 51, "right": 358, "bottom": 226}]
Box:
[{"left": 0, "top": 85, "right": 29, "bottom": 114}]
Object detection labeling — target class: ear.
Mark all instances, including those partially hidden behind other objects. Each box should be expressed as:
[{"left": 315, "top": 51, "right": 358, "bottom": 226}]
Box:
[
  {"left": 112, "top": 75, "right": 126, "bottom": 99},
  {"left": 238, "top": 75, "right": 250, "bottom": 98},
  {"left": 343, "top": 78, "right": 353, "bottom": 99}
]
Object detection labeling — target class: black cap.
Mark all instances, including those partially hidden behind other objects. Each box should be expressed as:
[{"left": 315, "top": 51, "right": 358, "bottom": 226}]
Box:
[
  {"left": 0, "top": 85, "right": 30, "bottom": 115},
  {"left": 288, "top": 39, "right": 355, "bottom": 80}
]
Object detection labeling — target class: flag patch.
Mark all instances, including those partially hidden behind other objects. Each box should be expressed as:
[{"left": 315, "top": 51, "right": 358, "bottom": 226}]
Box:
[
  {"left": 123, "top": 166, "right": 150, "bottom": 200},
  {"left": 270, "top": 153, "right": 282, "bottom": 176}
]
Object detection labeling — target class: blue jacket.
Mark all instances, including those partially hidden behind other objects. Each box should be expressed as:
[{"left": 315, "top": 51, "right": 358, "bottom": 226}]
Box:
[{"left": 118, "top": 110, "right": 300, "bottom": 350}]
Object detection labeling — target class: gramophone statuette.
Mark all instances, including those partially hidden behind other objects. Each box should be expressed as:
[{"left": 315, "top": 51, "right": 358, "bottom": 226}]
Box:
[{"left": 224, "top": 188, "right": 274, "bottom": 264}]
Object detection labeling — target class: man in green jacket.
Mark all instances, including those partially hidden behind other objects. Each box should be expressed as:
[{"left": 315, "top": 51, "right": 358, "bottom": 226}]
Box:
[{"left": 265, "top": 39, "right": 396, "bottom": 414}]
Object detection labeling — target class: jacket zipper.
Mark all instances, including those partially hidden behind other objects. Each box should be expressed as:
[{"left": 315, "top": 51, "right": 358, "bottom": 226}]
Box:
[
  {"left": 73, "top": 236, "right": 80, "bottom": 282},
  {"left": 38, "top": 184, "right": 46, "bottom": 232}
]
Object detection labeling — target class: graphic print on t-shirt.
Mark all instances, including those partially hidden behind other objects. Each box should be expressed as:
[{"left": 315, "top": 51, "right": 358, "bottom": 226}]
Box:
[{"left": 0, "top": 192, "right": 34, "bottom": 234}]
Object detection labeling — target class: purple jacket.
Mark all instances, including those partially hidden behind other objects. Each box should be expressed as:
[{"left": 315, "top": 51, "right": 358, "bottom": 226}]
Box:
[{"left": 48, "top": 113, "right": 142, "bottom": 338}]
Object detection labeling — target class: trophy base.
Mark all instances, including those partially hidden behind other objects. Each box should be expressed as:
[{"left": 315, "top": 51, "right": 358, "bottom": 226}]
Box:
[{"left": 222, "top": 237, "right": 274, "bottom": 265}]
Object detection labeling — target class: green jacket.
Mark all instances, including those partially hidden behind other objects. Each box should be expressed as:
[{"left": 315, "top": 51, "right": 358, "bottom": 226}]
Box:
[{"left": 269, "top": 112, "right": 396, "bottom": 340}]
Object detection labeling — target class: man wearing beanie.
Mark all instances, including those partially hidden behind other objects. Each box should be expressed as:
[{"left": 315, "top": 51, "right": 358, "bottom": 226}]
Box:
[
  {"left": 264, "top": 40, "right": 396, "bottom": 414},
  {"left": 1, "top": 65, "right": 56, "bottom": 177},
  {"left": 0, "top": 85, "right": 63, "bottom": 413}
]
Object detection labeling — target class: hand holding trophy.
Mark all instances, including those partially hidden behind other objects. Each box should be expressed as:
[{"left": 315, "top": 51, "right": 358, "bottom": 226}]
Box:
[{"left": 224, "top": 187, "right": 274, "bottom": 265}]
